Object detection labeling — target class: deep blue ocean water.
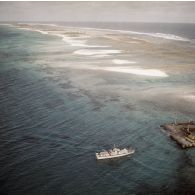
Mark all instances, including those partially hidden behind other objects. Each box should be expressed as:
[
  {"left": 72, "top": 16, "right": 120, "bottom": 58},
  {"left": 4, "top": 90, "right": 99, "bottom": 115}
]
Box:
[{"left": 0, "top": 23, "right": 195, "bottom": 195}]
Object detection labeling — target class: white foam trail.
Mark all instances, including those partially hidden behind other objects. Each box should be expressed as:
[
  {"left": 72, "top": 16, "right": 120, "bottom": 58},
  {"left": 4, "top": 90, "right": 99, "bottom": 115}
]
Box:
[
  {"left": 74, "top": 49, "right": 122, "bottom": 56},
  {"left": 112, "top": 59, "right": 137, "bottom": 64},
  {"left": 89, "top": 66, "right": 168, "bottom": 77}
]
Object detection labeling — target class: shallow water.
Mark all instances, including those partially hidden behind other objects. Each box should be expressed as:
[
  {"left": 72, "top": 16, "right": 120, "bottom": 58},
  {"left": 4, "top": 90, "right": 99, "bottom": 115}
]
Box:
[{"left": 0, "top": 23, "right": 195, "bottom": 195}]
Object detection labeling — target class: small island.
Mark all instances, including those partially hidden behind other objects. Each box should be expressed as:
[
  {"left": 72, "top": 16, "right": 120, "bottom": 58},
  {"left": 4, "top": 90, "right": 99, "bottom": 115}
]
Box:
[{"left": 161, "top": 121, "right": 195, "bottom": 148}]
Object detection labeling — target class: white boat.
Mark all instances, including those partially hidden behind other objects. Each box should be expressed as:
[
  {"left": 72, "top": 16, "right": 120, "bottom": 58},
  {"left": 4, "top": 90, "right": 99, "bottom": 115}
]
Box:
[{"left": 96, "top": 146, "right": 135, "bottom": 160}]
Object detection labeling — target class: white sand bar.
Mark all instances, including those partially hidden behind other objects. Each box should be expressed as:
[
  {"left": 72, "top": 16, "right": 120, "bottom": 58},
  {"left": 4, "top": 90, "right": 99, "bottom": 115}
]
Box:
[
  {"left": 112, "top": 59, "right": 137, "bottom": 64},
  {"left": 89, "top": 66, "right": 168, "bottom": 77},
  {"left": 74, "top": 49, "right": 122, "bottom": 56}
]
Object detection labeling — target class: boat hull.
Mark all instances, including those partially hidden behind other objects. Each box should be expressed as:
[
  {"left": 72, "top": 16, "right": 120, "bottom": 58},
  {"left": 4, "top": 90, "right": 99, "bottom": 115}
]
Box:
[{"left": 96, "top": 150, "right": 134, "bottom": 160}]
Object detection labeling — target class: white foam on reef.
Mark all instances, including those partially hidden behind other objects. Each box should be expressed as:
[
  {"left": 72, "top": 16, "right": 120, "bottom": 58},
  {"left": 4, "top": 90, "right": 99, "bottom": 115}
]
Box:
[
  {"left": 13, "top": 24, "right": 109, "bottom": 48},
  {"left": 53, "top": 33, "right": 87, "bottom": 47},
  {"left": 112, "top": 29, "right": 189, "bottom": 41},
  {"left": 148, "top": 33, "right": 189, "bottom": 41},
  {"left": 16, "top": 26, "right": 48, "bottom": 35},
  {"left": 18, "top": 22, "right": 58, "bottom": 27},
  {"left": 11, "top": 23, "right": 189, "bottom": 42},
  {"left": 34, "top": 30, "right": 48, "bottom": 35},
  {"left": 18, "top": 27, "right": 32, "bottom": 31},
  {"left": 74, "top": 49, "right": 122, "bottom": 56},
  {"left": 112, "top": 59, "right": 137, "bottom": 64},
  {"left": 52, "top": 33, "right": 110, "bottom": 48},
  {"left": 0, "top": 23, "right": 14, "bottom": 26},
  {"left": 112, "top": 30, "right": 188, "bottom": 42},
  {"left": 89, "top": 66, "right": 168, "bottom": 77},
  {"left": 60, "top": 26, "right": 189, "bottom": 42}
]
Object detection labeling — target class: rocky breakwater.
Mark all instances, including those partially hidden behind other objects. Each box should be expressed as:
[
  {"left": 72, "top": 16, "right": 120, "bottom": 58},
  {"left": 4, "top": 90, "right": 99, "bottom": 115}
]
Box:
[{"left": 161, "top": 121, "right": 195, "bottom": 148}]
